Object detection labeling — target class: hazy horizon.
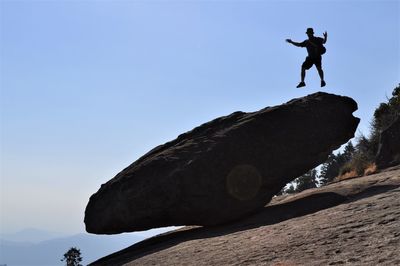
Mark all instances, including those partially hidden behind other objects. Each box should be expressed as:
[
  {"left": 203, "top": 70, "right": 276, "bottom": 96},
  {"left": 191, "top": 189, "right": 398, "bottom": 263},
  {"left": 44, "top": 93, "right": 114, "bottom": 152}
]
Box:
[{"left": 1, "top": 0, "right": 399, "bottom": 236}]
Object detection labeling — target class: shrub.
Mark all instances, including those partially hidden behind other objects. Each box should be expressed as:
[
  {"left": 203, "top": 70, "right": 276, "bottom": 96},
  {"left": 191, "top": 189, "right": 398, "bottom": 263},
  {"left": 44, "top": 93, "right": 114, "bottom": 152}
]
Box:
[
  {"left": 347, "top": 152, "right": 373, "bottom": 176},
  {"left": 364, "top": 163, "right": 377, "bottom": 176},
  {"left": 339, "top": 162, "right": 353, "bottom": 176},
  {"left": 335, "top": 170, "right": 358, "bottom": 182}
]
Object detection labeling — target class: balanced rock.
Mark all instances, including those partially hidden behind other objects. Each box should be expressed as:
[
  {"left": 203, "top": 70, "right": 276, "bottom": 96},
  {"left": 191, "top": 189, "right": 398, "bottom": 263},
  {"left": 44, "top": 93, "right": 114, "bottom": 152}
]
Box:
[{"left": 85, "top": 92, "right": 359, "bottom": 234}]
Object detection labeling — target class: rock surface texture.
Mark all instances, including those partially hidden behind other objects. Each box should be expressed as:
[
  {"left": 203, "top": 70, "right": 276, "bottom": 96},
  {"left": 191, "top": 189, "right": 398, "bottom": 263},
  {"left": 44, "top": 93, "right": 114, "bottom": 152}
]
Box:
[
  {"left": 85, "top": 92, "right": 359, "bottom": 234},
  {"left": 376, "top": 117, "right": 400, "bottom": 169},
  {"left": 90, "top": 166, "right": 400, "bottom": 266}
]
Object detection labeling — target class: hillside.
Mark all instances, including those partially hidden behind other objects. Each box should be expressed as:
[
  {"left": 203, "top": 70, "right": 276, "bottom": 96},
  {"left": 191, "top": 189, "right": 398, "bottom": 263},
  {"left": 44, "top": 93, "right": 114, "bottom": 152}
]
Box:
[{"left": 90, "top": 165, "right": 400, "bottom": 265}]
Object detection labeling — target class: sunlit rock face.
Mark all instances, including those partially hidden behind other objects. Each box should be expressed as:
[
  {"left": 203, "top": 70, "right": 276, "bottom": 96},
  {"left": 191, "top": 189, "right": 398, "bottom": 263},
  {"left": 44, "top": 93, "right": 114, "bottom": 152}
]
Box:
[{"left": 85, "top": 92, "right": 359, "bottom": 234}]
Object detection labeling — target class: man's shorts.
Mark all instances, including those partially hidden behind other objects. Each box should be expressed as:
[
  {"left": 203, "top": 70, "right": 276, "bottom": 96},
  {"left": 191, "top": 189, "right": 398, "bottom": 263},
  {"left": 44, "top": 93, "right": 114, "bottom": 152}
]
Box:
[{"left": 302, "top": 56, "right": 322, "bottom": 70}]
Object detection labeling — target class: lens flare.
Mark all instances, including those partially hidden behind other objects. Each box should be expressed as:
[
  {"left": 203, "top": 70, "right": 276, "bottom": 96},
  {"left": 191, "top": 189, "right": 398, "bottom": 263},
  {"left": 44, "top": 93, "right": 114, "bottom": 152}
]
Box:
[{"left": 226, "top": 164, "right": 262, "bottom": 201}]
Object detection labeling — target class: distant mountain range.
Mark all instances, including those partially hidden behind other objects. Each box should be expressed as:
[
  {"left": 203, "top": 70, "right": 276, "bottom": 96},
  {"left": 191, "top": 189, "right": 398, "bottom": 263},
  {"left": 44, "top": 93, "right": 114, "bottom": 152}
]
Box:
[
  {"left": 0, "top": 228, "right": 167, "bottom": 266},
  {"left": 0, "top": 228, "right": 67, "bottom": 244}
]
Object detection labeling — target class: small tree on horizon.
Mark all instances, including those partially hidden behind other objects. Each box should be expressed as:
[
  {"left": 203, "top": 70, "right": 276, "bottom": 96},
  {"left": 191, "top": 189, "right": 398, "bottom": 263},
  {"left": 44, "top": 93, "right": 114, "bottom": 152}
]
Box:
[{"left": 61, "top": 247, "right": 82, "bottom": 266}]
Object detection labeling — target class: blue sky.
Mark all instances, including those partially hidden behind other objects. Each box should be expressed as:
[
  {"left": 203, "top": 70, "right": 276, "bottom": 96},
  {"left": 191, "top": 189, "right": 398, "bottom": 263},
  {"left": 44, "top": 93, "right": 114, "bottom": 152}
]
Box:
[{"left": 1, "top": 0, "right": 399, "bottom": 234}]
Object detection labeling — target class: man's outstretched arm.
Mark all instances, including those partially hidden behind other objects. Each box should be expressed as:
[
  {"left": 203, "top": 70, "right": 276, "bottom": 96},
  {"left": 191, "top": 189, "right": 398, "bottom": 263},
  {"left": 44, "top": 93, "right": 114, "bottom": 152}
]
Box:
[
  {"left": 323, "top": 31, "right": 328, "bottom": 44},
  {"left": 286, "top": 39, "right": 304, "bottom": 47}
]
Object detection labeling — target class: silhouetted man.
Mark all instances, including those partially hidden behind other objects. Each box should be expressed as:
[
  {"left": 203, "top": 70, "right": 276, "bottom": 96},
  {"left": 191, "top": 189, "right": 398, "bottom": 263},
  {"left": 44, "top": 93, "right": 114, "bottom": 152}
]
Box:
[{"left": 286, "top": 28, "right": 327, "bottom": 88}]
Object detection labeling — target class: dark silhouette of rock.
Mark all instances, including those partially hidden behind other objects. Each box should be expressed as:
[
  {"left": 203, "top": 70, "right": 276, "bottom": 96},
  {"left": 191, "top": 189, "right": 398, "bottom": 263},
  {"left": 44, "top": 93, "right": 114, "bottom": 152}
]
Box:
[
  {"left": 376, "top": 117, "right": 400, "bottom": 169},
  {"left": 89, "top": 166, "right": 400, "bottom": 266},
  {"left": 84, "top": 92, "right": 359, "bottom": 234}
]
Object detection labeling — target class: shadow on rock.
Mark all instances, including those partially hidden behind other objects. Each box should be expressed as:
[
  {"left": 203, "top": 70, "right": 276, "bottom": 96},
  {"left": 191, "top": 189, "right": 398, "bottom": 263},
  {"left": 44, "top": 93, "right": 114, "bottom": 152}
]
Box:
[{"left": 90, "top": 184, "right": 398, "bottom": 266}]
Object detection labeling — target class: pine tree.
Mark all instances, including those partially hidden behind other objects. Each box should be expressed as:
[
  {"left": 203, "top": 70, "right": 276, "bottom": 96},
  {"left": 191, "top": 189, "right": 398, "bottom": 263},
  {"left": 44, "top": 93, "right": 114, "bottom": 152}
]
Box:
[
  {"left": 319, "top": 153, "right": 339, "bottom": 185},
  {"left": 61, "top": 247, "right": 82, "bottom": 266},
  {"left": 372, "top": 84, "right": 400, "bottom": 134},
  {"left": 295, "top": 169, "right": 318, "bottom": 192},
  {"left": 285, "top": 184, "right": 296, "bottom": 194},
  {"left": 342, "top": 141, "right": 355, "bottom": 162},
  {"left": 369, "top": 84, "right": 400, "bottom": 156},
  {"left": 319, "top": 142, "right": 356, "bottom": 185}
]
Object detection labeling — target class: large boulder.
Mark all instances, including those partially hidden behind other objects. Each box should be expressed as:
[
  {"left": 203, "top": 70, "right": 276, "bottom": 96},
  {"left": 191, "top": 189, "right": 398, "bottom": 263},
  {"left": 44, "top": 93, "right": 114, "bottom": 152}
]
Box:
[
  {"left": 376, "top": 117, "right": 400, "bottom": 169},
  {"left": 85, "top": 92, "right": 359, "bottom": 234}
]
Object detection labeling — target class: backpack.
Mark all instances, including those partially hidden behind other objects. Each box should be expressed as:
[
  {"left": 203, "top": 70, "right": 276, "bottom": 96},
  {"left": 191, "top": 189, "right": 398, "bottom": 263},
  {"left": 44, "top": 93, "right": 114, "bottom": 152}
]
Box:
[
  {"left": 309, "top": 39, "right": 326, "bottom": 55},
  {"left": 319, "top": 45, "right": 326, "bottom": 55}
]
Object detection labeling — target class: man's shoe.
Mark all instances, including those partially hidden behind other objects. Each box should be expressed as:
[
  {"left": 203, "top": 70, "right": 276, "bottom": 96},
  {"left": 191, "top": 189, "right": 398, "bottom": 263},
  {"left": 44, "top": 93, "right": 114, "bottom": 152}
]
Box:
[
  {"left": 296, "top": 82, "right": 306, "bottom": 88},
  {"left": 321, "top": 80, "right": 326, "bottom": 87}
]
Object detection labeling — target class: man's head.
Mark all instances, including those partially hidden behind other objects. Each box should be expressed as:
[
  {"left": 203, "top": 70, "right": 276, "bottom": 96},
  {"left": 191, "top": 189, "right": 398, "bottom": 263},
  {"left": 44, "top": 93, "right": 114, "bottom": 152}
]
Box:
[{"left": 306, "top": 28, "right": 314, "bottom": 37}]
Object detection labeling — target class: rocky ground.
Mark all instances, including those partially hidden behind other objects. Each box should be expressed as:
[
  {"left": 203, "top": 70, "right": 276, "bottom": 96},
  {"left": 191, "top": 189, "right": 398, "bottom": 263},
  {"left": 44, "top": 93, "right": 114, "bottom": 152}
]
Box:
[{"left": 90, "top": 165, "right": 400, "bottom": 266}]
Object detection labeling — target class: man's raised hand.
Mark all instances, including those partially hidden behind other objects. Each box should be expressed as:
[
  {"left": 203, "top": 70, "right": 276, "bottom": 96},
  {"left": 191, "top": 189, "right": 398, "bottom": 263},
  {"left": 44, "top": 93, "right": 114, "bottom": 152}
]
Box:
[
  {"left": 286, "top": 39, "right": 292, "bottom": 43},
  {"left": 323, "top": 31, "right": 328, "bottom": 44}
]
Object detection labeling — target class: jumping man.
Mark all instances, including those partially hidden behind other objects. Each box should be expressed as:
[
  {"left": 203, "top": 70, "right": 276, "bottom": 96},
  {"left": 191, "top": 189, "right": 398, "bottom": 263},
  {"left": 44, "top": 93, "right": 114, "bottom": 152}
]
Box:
[{"left": 286, "top": 28, "right": 328, "bottom": 88}]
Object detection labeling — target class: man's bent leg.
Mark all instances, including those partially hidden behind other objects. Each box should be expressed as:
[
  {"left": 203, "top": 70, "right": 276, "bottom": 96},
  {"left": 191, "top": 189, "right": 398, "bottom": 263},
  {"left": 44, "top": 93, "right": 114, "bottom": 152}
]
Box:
[
  {"left": 298, "top": 57, "right": 312, "bottom": 88},
  {"left": 297, "top": 66, "right": 306, "bottom": 88}
]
